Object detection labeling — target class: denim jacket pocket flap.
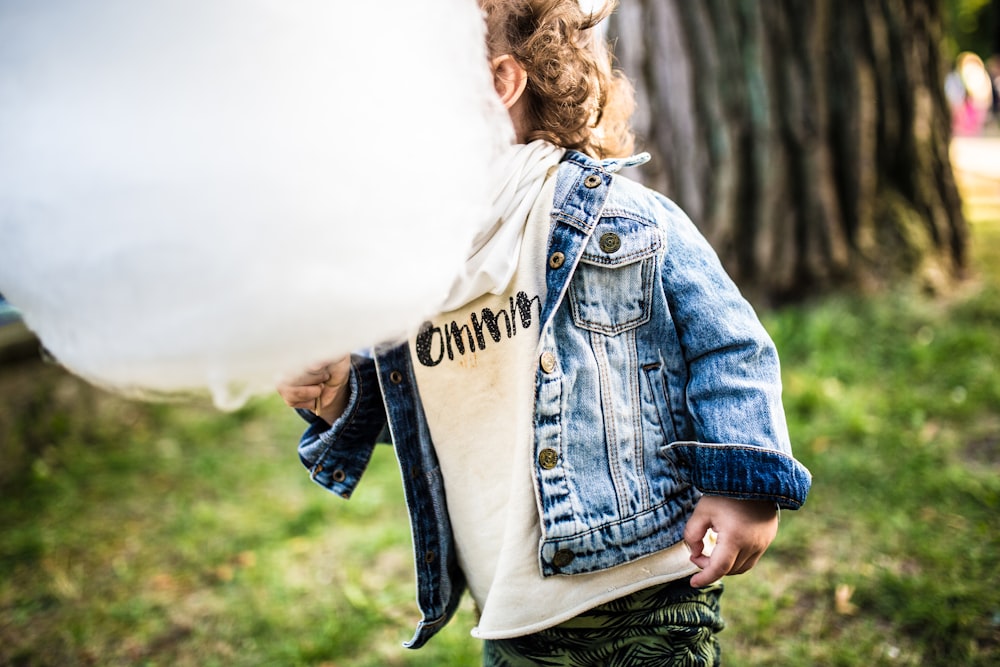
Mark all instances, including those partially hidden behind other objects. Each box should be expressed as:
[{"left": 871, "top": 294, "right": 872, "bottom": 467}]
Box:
[{"left": 579, "top": 219, "right": 662, "bottom": 268}]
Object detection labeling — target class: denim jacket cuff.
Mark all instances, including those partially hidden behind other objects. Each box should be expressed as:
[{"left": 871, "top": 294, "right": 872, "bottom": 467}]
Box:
[
  {"left": 296, "top": 355, "right": 383, "bottom": 499},
  {"left": 670, "top": 442, "right": 812, "bottom": 510}
]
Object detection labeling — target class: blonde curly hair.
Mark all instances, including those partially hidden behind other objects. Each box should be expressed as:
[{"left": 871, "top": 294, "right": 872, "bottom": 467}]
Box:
[{"left": 481, "top": 0, "right": 635, "bottom": 159}]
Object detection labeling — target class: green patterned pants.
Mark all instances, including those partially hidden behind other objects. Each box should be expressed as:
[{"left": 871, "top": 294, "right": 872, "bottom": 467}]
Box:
[{"left": 482, "top": 578, "right": 725, "bottom": 667}]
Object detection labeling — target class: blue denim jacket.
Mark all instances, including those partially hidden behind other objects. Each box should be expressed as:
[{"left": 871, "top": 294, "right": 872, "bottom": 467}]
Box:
[{"left": 295, "top": 150, "right": 812, "bottom": 648}]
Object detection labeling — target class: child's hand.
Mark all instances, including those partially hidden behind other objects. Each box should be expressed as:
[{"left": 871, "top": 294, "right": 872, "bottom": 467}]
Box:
[
  {"left": 684, "top": 495, "right": 779, "bottom": 588},
  {"left": 276, "top": 356, "right": 352, "bottom": 425}
]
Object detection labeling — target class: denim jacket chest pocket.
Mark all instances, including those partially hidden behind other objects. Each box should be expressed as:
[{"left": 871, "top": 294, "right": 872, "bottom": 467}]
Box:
[{"left": 569, "top": 217, "right": 663, "bottom": 335}]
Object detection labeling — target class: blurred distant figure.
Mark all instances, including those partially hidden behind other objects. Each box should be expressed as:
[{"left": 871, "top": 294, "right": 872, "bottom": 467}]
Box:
[
  {"left": 987, "top": 55, "right": 1000, "bottom": 130},
  {"left": 946, "top": 52, "right": 995, "bottom": 136}
]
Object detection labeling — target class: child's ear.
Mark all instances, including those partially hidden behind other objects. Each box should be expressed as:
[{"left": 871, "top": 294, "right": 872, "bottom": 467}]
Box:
[{"left": 491, "top": 55, "right": 528, "bottom": 109}]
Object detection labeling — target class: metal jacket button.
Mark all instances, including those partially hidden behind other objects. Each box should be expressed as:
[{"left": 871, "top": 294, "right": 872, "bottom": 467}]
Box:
[
  {"left": 538, "top": 448, "right": 559, "bottom": 470},
  {"left": 539, "top": 351, "right": 557, "bottom": 374},
  {"left": 599, "top": 232, "right": 621, "bottom": 253},
  {"left": 584, "top": 174, "right": 602, "bottom": 189},
  {"left": 552, "top": 549, "right": 575, "bottom": 568},
  {"left": 548, "top": 251, "right": 565, "bottom": 269}
]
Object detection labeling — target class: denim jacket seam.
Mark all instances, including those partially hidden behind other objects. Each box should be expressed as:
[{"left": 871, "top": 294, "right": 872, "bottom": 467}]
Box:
[
  {"left": 595, "top": 205, "right": 658, "bottom": 227},
  {"left": 695, "top": 488, "right": 801, "bottom": 506},
  {"left": 579, "top": 242, "right": 659, "bottom": 267},
  {"left": 551, "top": 209, "right": 596, "bottom": 234},
  {"left": 544, "top": 496, "right": 683, "bottom": 542},
  {"left": 671, "top": 441, "right": 798, "bottom": 457}
]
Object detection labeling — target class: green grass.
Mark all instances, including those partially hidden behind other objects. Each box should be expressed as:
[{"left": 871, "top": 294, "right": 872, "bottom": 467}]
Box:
[
  {"left": 1, "top": 213, "right": 998, "bottom": 665},
  {"left": 0, "top": 375, "right": 481, "bottom": 666},
  {"left": 725, "top": 215, "right": 1000, "bottom": 666}
]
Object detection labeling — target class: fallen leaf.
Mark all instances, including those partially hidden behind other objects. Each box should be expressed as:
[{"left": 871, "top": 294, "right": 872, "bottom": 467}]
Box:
[{"left": 835, "top": 583, "right": 858, "bottom": 615}]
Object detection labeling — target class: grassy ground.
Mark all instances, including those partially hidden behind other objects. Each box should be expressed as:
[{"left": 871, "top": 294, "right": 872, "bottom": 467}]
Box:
[{"left": 2, "top": 184, "right": 998, "bottom": 665}]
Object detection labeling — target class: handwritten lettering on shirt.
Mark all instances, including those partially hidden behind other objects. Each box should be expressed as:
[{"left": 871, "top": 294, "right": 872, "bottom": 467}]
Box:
[{"left": 416, "top": 291, "right": 542, "bottom": 367}]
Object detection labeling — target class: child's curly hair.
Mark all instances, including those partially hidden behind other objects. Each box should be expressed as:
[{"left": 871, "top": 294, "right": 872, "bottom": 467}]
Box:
[{"left": 481, "top": 0, "right": 635, "bottom": 159}]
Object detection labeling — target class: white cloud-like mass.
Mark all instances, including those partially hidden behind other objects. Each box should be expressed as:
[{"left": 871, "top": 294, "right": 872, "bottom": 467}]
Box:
[{"left": 0, "top": 0, "right": 513, "bottom": 408}]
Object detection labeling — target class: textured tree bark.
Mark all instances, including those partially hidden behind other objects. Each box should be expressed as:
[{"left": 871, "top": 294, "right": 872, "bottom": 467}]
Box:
[{"left": 611, "top": 0, "right": 968, "bottom": 305}]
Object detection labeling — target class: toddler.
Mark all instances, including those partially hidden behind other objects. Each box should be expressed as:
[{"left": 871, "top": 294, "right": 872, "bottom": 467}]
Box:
[{"left": 279, "top": 1, "right": 811, "bottom": 664}]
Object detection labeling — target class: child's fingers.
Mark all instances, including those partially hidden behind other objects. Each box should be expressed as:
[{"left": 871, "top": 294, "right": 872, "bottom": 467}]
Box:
[
  {"left": 683, "top": 514, "right": 710, "bottom": 559},
  {"left": 689, "top": 537, "right": 738, "bottom": 588},
  {"left": 281, "top": 367, "right": 331, "bottom": 388},
  {"left": 324, "top": 356, "right": 352, "bottom": 385},
  {"left": 304, "top": 366, "right": 333, "bottom": 383},
  {"left": 684, "top": 512, "right": 721, "bottom": 587},
  {"left": 728, "top": 548, "right": 765, "bottom": 576},
  {"left": 276, "top": 381, "right": 325, "bottom": 408}
]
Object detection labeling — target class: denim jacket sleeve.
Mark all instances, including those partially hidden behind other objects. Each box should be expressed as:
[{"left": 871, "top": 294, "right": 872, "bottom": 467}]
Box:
[
  {"left": 652, "top": 193, "right": 811, "bottom": 510},
  {"left": 296, "top": 352, "right": 387, "bottom": 499}
]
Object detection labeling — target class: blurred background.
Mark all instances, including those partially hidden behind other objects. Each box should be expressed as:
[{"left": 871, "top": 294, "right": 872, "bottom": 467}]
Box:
[{"left": 1, "top": 1, "right": 998, "bottom": 665}]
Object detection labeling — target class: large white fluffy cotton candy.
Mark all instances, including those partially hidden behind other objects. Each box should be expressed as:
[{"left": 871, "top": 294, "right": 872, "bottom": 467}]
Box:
[{"left": 0, "top": 0, "right": 514, "bottom": 408}]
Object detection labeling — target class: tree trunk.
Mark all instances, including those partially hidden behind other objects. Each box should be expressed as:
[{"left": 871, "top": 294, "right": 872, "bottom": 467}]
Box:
[
  {"left": 993, "top": 0, "right": 1000, "bottom": 55},
  {"left": 610, "top": 0, "right": 968, "bottom": 305}
]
